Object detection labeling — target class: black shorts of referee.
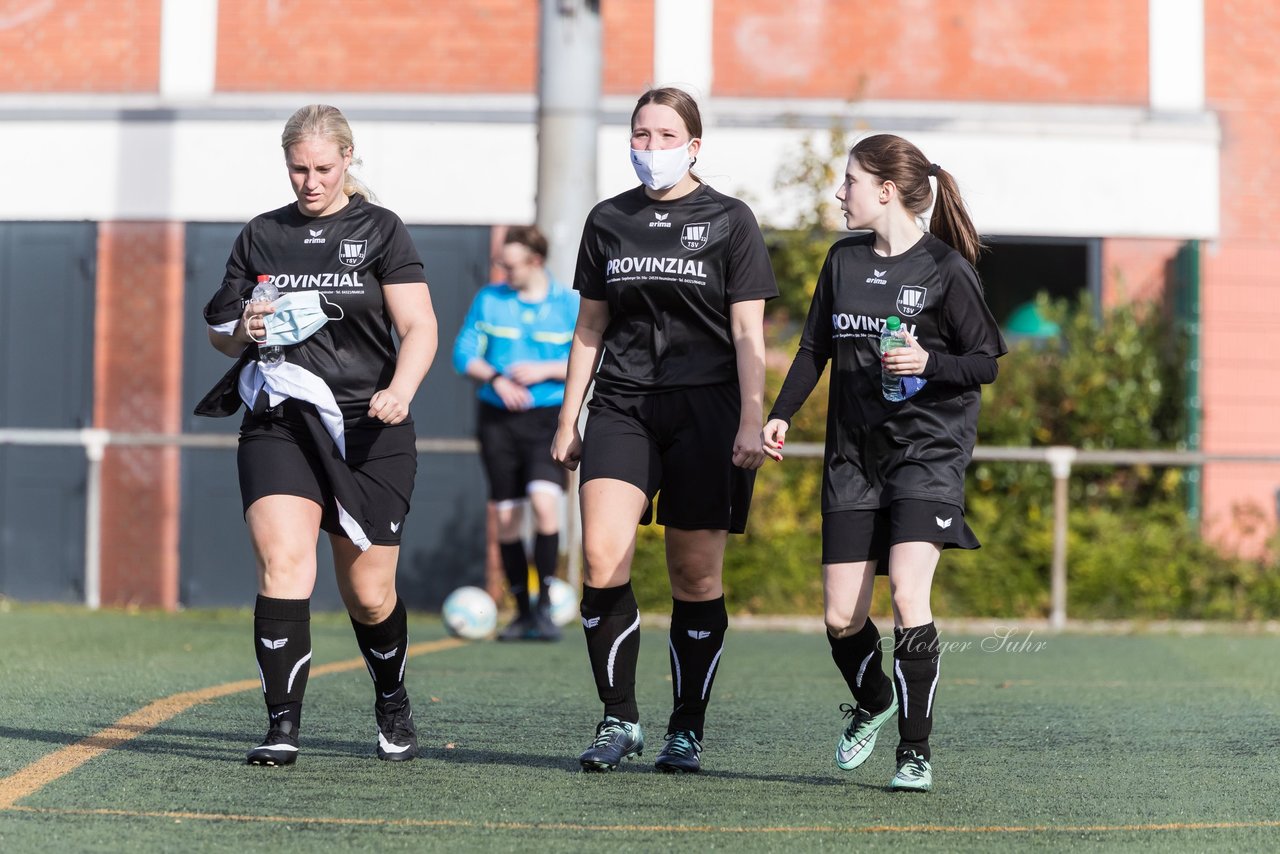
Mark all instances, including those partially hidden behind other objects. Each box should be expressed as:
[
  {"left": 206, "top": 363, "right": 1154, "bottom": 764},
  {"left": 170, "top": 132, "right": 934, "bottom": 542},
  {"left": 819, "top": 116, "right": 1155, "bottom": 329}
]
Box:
[
  {"left": 476, "top": 403, "right": 567, "bottom": 504},
  {"left": 579, "top": 381, "right": 755, "bottom": 533},
  {"left": 238, "top": 399, "right": 417, "bottom": 547},
  {"left": 822, "top": 499, "right": 980, "bottom": 569}
]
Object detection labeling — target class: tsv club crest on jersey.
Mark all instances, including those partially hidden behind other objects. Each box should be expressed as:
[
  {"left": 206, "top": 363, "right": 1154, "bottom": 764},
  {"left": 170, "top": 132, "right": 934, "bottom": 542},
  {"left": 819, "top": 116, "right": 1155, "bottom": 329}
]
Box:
[
  {"left": 680, "top": 222, "right": 710, "bottom": 252},
  {"left": 896, "top": 285, "right": 928, "bottom": 317},
  {"left": 339, "top": 239, "right": 368, "bottom": 266}
]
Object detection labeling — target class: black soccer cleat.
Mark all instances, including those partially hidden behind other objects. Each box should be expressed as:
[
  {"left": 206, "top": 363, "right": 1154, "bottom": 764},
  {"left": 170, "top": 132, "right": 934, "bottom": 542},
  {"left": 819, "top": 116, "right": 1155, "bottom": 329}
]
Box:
[
  {"left": 375, "top": 690, "right": 419, "bottom": 761},
  {"left": 532, "top": 609, "right": 563, "bottom": 642},
  {"left": 654, "top": 729, "right": 703, "bottom": 773},
  {"left": 497, "top": 614, "right": 540, "bottom": 642},
  {"left": 246, "top": 719, "right": 300, "bottom": 766},
  {"left": 578, "top": 716, "right": 644, "bottom": 772}
]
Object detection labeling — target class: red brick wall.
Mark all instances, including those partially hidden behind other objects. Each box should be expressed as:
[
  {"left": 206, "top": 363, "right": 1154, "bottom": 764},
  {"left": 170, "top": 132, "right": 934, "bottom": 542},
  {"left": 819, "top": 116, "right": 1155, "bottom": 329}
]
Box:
[
  {"left": 1201, "top": 0, "right": 1280, "bottom": 550},
  {"left": 1100, "top": 239, "right": 1182, "bottom": 308},
  {"left": 216, "top": 0, "right": 651, "bottom": 95},
  {"left": 94, "top": 223, "right": 185, "bottom": 609},
  {"left": 712, "top": 0, "right": 1148, "bottom": 103},
  {"left": 0, "top": 0, "right": 161, "bottom": 91}
]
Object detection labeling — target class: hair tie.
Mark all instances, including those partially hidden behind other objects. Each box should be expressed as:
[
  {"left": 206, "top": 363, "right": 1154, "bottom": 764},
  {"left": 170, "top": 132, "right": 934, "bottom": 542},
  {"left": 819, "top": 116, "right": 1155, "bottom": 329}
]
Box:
[{"left": 927, "top": 163, "right": 941, "bottom": 177}]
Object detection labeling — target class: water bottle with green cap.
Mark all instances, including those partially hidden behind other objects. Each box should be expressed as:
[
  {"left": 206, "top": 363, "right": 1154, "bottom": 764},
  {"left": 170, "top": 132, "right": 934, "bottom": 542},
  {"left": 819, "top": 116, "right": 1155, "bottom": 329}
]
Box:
[{"left": 880, "top": 315, "right": 907, "bottom": 401}]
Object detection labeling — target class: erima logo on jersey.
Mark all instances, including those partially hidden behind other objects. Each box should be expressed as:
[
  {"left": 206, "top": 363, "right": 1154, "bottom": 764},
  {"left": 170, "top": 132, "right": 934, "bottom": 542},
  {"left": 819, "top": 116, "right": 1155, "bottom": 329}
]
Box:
[
  {"left": 936, "top": 516, "right": 953, "bottom": 529},
  {"left": 260, "top": 638, "right": 287, "bottom": 650},
  {"left": 267, "top": 271, "right": 364, "bottom": 289},
  {"left": 605, "top": 257, "right": 707, "bottom": 279},
  {"left": 897, "top": 286, "right": 928, "bottom": 317},
  {"left": 370, "top": 647, "right": 399, "bottom": 660},
  {"left": 650, "top": 212, "right": 672, "bottom": 228},
  {"left": 831, "top": 313, "right": 917, "bottom": 336},
  {"left": 687, "top": 630, "right": 712, "bottom": 640},
  {"left": 304, "top": 228, "right": 326, "bottom": 245},
  {"left": 582, "top": 616, "right": 601, "bottom": 629},
  {"left": 390, "top": 521, "right": 401, "bottom": 533},
  {"left": 866, "top": 268, "right": 888, "bottom": 285}
]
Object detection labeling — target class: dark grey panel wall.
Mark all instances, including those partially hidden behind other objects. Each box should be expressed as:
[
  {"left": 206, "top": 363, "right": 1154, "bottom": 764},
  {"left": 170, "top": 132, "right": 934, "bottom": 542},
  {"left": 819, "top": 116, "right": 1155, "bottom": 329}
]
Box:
[
  {"left": 0, "top": 223, "right": 97, "bottom": 601},
  {"left": 180, "top": 222, "right": 492, "bottom": 610}
]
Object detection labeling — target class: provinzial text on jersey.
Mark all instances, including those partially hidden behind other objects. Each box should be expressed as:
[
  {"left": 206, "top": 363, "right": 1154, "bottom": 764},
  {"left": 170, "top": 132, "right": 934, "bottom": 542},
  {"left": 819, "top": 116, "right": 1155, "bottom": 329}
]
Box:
[
  {"left": 605, "top": 257, "right": 707, "bottom": 278},
  {"left": 832, "top": 313, "right": 917, "bottom": 336},
  {"left": 265, "top": 272, "right": 364, "bottom": 289}
]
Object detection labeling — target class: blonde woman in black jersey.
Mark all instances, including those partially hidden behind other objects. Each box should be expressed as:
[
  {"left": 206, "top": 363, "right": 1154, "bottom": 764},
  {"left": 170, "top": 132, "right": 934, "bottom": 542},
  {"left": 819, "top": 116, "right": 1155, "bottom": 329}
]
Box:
[
  {"left": 553, "top": 88, "right": 778, "bottom": 773},
  {"left": 763, "top": 134, "right": 1005, "bottom": 792},
  {"left": 200, "top": 105, "right": 437, "bottom": 766}
]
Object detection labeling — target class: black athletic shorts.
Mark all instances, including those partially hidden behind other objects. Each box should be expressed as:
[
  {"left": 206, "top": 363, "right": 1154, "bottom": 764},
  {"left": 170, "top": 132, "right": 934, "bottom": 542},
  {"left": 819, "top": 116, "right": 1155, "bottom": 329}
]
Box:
[
  {"left": 476, "top": 403, "right": 566, "bottom": 502},
  {"left": 579, "top": 382, "right": 755, "bottom": 533},
  {"left": 822, "top": 499, "right": 980, "bottom": 568},
  {"left": 238, "top": 400, "right": 417, "bottom": 546}
]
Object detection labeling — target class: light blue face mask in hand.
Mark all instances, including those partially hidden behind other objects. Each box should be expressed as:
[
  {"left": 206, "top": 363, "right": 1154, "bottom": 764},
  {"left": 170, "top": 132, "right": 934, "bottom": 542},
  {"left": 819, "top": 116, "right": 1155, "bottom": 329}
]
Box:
[{"left": 261, "top": 291, "right": 344, "bottom": 347}]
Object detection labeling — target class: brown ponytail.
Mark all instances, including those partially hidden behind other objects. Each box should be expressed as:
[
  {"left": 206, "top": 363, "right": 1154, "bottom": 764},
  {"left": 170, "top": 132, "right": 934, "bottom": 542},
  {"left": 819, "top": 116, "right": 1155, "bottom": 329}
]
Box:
[{"left": 849, "top": 134, "right": 983, "bottom": 266}]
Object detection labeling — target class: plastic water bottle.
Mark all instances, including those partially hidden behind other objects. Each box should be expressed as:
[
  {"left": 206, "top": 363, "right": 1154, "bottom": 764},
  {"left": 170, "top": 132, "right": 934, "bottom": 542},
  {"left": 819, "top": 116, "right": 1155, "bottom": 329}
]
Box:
[
  {"left": 880, "top": 315, "right": 906, "bottom": 402},
  {"left": 251, "top": 275, "right": 283, "bottom": 365}
]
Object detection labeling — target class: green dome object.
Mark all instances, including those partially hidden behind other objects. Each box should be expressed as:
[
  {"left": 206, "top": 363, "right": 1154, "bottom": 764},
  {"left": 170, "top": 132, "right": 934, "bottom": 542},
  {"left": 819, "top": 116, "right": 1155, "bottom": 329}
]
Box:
[{"left": 1004, "top": 301, "right": 1060, "bottom": 338}]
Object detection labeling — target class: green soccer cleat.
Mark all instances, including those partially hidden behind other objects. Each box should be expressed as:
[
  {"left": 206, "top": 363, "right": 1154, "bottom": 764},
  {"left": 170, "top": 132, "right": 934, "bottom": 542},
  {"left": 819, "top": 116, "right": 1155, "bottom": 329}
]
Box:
[
  {"left": 579, "top": 717, "right": 644, "bottom": 772},
  {"left": 835, "top": 696, "right": 898, "bottom": 771},
  {"left": 889, "top": 750, "right": 933, "bottom": 792}
]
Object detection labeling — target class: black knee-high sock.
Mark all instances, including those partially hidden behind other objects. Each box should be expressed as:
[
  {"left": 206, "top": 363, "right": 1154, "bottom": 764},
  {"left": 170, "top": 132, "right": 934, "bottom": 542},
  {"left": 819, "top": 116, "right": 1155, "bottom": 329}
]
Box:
[
  {"left": 828, "top": 618, "right": 894, "bottom": 712},
  {"left": 666, "top": 596, "right": 728, "bottom": 740},
  {"left": 499, "top": 540, "right": 531, "bottom": 617},
  {"left": 581, "top": 582, "right": 641, "bottom": 723},
  {"left": 533, "top": 532, "right": 558, "bottom": 613},
  {"left": 893, "top": 622, "right": 941, "bottom": 761},
  {"left": 351, "top": 595, "right": 409, "bottom": 700},
  {"left": 254, "top": 595, "right": 311, "bottom": 731}
]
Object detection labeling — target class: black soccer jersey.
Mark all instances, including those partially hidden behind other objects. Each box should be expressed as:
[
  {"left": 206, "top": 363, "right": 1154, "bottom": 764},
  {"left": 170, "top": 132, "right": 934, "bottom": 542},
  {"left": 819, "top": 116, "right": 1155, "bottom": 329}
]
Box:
[
  {"left": 770, "top": 233, "right": 1006, "bottom": 512},
  {"left": 203, "top": 195, "right": 426, "bottom": 427},
  {"left": 573, "top": 184, "right": 778, "bottom": 394}
]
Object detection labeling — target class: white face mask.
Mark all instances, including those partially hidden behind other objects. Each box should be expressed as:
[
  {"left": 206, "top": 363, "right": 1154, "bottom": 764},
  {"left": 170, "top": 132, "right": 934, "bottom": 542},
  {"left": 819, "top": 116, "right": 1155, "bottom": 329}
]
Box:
[
  {"left": 630, "top": 143, "right": 693, "bottom": 191},
  {"left": 262, "top": 291, "right": 344, "bottom": 346}
]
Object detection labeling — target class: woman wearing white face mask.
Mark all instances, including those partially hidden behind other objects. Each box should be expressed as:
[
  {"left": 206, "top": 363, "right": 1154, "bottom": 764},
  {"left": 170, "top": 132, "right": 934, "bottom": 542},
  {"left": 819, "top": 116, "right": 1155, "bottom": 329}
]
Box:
[
  {"left": 198, "top": 104, "right": 438, "bottom": 767},
  {"left": 552, "top": 87, "right": 778, "bottom": 774}
]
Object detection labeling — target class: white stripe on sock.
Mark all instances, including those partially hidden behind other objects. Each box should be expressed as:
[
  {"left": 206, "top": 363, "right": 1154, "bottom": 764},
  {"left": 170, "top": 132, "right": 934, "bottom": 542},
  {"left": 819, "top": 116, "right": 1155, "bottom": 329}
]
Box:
[
  {"left": 605, "top": 611, "right": 641, "bottom": 688},
  {"left": 286, "top": 651, "right": 312, "bottom": 695},
  {"left": 700, "top": 643, "right": 724, "bottom": 700},
  {"left": 855, "top": 650, "right": 875, "bottom": 688},
  {"left": 894, "top": 659, "right": 908, "bottom": 718},
  {"left": 668, "top": 637, "right": 682, "bottom": 697}
]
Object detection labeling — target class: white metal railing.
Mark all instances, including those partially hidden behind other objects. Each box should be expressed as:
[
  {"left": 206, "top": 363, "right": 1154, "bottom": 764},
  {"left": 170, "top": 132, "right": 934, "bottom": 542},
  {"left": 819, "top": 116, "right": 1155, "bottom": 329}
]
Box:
[
  {"left": 3, "top": 428, "right": 1278, "bottom": 626},
  {"left": 0, "top": 428, "right": 477, "bottom": 610}
]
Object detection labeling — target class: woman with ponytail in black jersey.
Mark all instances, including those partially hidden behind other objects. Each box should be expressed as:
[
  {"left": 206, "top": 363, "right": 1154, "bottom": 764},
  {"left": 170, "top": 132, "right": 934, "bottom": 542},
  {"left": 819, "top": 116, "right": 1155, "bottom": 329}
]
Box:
[
  {"left": 553, "top": 87, "right": 778, "bottom": 774},
  {"left": 763, "top": 134, "right": 1005, "bottom": 792},
  {"left": 199, "top": 104, "right": 437, "bottom": 766}
]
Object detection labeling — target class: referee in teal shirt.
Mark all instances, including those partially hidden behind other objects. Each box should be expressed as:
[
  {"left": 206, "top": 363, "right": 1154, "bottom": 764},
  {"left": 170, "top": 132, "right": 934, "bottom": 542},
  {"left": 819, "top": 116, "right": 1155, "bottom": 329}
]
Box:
[{"left": 453, "top": 226, "right": 580, "bottom": 640}]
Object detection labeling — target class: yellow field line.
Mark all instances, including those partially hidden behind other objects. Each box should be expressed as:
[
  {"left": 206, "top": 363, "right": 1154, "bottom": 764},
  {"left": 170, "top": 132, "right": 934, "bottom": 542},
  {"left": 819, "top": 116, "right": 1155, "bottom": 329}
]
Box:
[
  {"left": 0, "top": 637, "right": 465, "bottom": 810},
  {"left": 5, "top": 806, "right": 1280, "bottom": 836}
]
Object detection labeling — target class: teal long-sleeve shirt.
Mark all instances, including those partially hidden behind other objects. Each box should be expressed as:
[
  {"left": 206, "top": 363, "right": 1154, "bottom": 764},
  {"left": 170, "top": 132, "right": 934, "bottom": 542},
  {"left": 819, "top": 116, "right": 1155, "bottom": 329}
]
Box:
[{"left": 452, "top": 281, "right": 580, "bottom": 409}]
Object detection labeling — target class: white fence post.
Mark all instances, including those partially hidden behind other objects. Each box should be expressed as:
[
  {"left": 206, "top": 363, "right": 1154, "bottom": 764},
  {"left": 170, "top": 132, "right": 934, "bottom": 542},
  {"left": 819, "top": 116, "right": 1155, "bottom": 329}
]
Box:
[
  {"left": 81, "top": 428, "right": 109, "bottom": 611},
  {"left": 1045, "top": 446, "right": 1078, "bottom": 630}
]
